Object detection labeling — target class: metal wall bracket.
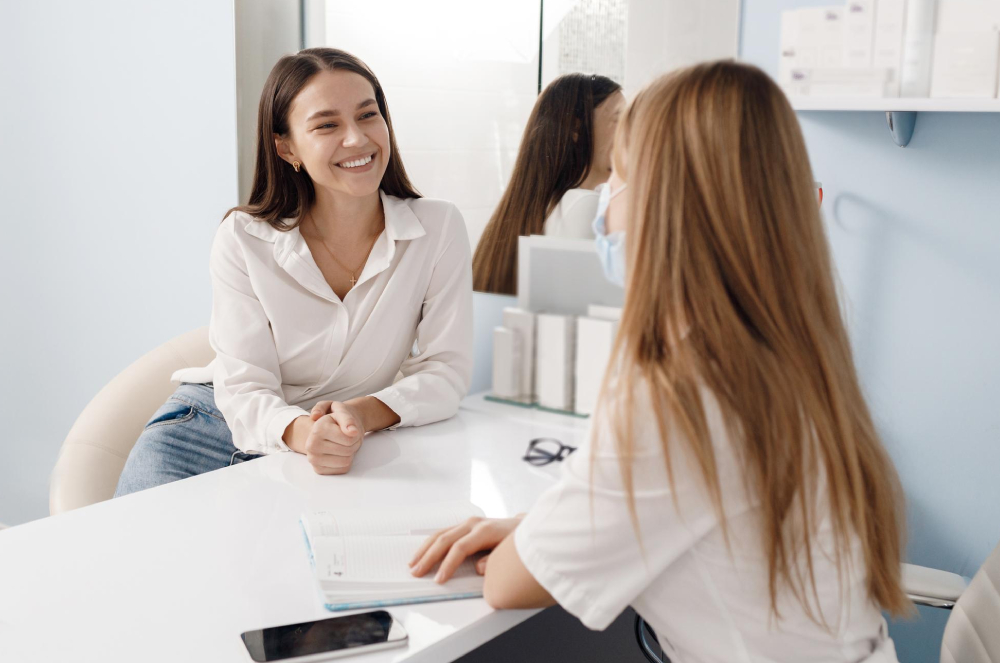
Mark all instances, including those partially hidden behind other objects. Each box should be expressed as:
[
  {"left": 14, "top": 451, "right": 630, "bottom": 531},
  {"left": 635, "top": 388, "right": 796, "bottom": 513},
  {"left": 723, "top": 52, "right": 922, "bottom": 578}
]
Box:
[{"left": 885, "top": 111, "right": 917, "bottom": 147}]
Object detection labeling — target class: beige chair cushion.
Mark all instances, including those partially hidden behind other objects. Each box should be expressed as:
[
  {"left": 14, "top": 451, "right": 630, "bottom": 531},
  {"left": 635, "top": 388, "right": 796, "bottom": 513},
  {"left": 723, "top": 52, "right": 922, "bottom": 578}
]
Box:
[
  {"left": 49, "top": 327, "right": 214, "bottom": 515},
  {"left": 941, "top": 540, "right": 1000, "bottom": 663}
]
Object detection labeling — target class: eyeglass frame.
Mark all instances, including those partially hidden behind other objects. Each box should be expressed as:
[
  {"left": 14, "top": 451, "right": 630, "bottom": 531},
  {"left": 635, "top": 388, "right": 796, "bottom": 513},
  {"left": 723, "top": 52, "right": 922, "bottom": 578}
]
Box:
[{"left": 523, "top": 437, "right": 578, "bottom": 466}]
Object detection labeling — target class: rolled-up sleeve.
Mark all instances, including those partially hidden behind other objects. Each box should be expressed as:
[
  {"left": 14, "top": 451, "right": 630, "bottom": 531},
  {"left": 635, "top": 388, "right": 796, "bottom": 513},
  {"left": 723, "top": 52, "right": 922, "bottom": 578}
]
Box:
[
  {"left": 371, "top": 205, "right": 473, "bottom": 427},
  {"left": 209, "top": 217, "right": 308, "bottom": 454}
]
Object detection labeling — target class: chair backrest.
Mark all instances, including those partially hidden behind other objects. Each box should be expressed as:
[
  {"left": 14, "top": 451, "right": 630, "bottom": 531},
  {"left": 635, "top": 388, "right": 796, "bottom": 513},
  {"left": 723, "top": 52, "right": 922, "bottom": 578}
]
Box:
[
  {"left": 941, "top": 539, "right": 1000, "bottom": 663},
  {"left": 49, "top": 327, "right": 214, "bottom": 515}
]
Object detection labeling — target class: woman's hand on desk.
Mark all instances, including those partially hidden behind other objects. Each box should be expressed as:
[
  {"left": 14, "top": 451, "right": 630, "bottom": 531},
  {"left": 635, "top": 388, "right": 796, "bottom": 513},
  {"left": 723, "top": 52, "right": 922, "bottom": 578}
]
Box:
[
  {"left": 409, "top": 516, "right": 524, "bottom": 583},
  {"left": 284, "top": 401, "right": 365, "bottom": 475}
]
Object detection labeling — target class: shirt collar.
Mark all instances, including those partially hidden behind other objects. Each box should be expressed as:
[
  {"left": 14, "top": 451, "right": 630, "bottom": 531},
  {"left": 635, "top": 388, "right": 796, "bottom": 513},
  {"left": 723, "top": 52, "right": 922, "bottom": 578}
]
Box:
[
  {"left": 243, "top": 191, "right": 426, "bottom": 303},
  {"left": 241, "top": 190, "right": 426, "bottom": 244},
  {"left": 380, "top": 190, "right": 426, "bottom": 241}
]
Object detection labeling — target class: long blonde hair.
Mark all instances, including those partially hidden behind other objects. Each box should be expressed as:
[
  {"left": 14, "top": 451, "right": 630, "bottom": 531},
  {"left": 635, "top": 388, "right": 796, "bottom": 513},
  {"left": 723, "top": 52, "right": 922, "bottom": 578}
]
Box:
[{"left": 602, "top": 61, "right": 911, "bottom": 619}]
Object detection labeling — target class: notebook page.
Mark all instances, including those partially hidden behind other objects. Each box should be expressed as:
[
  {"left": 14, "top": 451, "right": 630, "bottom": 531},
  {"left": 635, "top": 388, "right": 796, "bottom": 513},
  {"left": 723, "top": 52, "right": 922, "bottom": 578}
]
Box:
[
  {"left": 312, "top": 535, "right": 480, "bottom": 584},
  {"left": 305, "top": 502, "right": 485, "bottom": 538}
]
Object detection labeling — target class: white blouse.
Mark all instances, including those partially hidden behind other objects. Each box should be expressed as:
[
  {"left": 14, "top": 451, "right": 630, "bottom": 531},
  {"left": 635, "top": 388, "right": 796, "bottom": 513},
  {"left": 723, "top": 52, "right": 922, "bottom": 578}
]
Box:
[
  {"left": 514, "top": 380, "right": 898, "bottom": 663},
  {"left": 172, "top": 192, "right": 473, "bottom": 455},
  {"left": 542, "top": 188, "right": 600, "bottom": 239}
]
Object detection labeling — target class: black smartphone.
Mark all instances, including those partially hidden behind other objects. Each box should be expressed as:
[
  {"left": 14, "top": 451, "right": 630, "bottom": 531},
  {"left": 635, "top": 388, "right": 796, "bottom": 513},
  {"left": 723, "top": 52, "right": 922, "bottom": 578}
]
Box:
[{"left": 240, "top": 610, "right": 408, "bottom": 662}]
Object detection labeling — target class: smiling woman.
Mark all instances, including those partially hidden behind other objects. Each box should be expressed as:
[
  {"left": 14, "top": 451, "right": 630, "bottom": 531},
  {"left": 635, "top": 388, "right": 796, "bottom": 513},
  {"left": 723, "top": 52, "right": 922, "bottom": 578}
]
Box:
[{"left": 114, "top": 48, "right": 473, "bottom": 497}]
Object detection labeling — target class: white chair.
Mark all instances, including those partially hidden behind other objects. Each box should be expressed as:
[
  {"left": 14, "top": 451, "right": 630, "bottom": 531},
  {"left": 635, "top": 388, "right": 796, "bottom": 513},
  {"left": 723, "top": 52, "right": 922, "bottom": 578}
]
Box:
[
  {"left": 49, "top": 327, "right": 213, "bottom": 515},
  {"left": 904, "top": 540, "right": 1000, "bottom": 663},
  {"left": 637, "top": 556, "right": 994, "bottom": 663}
]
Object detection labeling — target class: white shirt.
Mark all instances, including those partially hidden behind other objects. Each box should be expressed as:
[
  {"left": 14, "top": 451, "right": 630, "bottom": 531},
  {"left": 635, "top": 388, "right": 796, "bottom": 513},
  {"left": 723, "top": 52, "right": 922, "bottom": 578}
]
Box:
[
  {"left": 172, "top": 192, "right": 473, "bottom": 455},
  {"left": 542, "top": 188, "right": 599, "bottom": 239},
  {"left": 515, "top": 381, "right": 898, "bottom": 663}
]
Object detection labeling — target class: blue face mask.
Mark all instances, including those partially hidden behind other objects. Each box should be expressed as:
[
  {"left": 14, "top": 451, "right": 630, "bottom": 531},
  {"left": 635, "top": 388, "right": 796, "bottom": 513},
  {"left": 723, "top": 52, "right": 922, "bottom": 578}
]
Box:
[{"left": 592, "top": 182, "right": 628, "bottom": 287}]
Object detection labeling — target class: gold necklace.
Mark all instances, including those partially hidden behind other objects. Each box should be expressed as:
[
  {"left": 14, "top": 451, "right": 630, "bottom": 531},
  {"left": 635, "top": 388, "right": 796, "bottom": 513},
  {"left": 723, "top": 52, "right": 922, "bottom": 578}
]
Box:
[{"left": 306, "top": 214, "right": 382, "bottom": 287}]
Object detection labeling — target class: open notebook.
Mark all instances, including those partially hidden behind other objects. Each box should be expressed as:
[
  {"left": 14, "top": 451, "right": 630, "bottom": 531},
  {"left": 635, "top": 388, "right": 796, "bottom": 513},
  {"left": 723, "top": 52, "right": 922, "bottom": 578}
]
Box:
[{"left": 300, "top": 502, "right": 487, "bottom": 612}]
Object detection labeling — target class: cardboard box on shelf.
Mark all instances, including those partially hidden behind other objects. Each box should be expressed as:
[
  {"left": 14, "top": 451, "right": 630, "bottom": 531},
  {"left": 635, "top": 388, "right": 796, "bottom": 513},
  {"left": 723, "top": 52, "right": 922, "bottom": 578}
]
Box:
[
  {"left": 792, "top": 67, "right": 892, "bottom": 97},
  {"left": 900, "top": 0, "right": 938, "bottom": 96},
  {"left": 930, "top": 31, "right": 1000, "bottom": 98},
  {"left": 873, "top": 0, "right": 908, "bottom": 95},
  {"left": 844, "top": 0, "right": 877, "bottom": 68},
  {"left": 795, "top": 7, "right": 846, "bottom": 69}
]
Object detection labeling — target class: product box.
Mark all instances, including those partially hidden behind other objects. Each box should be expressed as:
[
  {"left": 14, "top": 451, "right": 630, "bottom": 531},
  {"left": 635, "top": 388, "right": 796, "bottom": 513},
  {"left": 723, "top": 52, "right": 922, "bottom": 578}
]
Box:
[
  {"left": 801, "top": 67, "right": 892, "bottom": 96},
  {"left": 574, "top": 317, "right": 619, "bottom": 416},
  {"left": 844, "top": 0, "right": 877, "bottom": 68},
  {"left": 901, "top": 0, "right": 938, "bottom": 96},
  {"left": 492, "top": 327, "right": 520, "bottom": 400},
  {"left": 535, "top": 314, "right": 576, "bottom": 412},
  {"left": 873, "top": 0, "right": 908, "bottom": 95},
  {"left": 930, "top": 31, "right": 1000, "bottom": 98},
  {"left": 502, "top": 307, "right": 535, "bottom": 400}
]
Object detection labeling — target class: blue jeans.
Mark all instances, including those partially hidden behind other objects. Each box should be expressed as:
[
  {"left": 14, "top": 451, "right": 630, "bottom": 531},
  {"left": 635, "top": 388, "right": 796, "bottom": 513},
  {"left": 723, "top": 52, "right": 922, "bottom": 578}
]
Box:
[{"left": 114, "top": 383, "right": 262, "bottom": 497}]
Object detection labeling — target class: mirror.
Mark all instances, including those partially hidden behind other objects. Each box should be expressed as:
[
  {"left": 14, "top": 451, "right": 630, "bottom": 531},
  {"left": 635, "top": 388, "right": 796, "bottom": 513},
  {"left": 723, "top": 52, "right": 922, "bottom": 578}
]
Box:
[{"left": 235, "top": 0, "right": 740, "bottom": 294}]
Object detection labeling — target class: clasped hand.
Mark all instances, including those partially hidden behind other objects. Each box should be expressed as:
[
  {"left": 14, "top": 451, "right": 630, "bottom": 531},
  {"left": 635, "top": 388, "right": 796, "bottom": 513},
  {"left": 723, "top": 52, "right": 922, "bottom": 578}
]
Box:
[{"left": 303, "top": 400, "right": 365, "bottom": 475}]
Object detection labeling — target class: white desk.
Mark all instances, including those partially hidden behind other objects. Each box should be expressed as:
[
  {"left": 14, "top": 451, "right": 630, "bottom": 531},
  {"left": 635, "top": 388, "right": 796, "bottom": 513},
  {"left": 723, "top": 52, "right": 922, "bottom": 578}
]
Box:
[{"left": 0, "top": 397, "right": 588, "bottom": 663}]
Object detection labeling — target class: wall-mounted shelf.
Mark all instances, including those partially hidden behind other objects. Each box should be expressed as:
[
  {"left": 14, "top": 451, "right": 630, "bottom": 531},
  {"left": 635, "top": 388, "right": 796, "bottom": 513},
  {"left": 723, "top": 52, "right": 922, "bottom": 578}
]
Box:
[
  {"left": 790, "top": 96, "right": 1000, "bottom": 112},
  {"left": 789, "top": 96, "right": 1000, "bottom": 147}
]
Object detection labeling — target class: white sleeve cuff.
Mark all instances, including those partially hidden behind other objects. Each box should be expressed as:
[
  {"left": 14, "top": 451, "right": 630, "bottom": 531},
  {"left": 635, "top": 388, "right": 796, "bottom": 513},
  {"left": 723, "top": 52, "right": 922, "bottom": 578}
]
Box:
[
  {"left": 264, "top": 406, "right": 310, "bottom": 453},
  {"left": 514, "top": 521, "right": 618, "bottom": 632},
  {"left": 370, "top": 386, "right": 418, "bottom": 429}
]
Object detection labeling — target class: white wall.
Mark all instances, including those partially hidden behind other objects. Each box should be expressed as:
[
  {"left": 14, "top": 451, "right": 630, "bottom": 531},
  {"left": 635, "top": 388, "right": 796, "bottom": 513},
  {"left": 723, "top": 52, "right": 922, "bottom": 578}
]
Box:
[
  {"left": 625, "top": 0, "right": 742, "bottom": 96},
  {"left": 318, "top": 0, "right": 540, "bottom": 249},
  {"left": 0, "top": 1, "right": 239, "bottom": 525}
]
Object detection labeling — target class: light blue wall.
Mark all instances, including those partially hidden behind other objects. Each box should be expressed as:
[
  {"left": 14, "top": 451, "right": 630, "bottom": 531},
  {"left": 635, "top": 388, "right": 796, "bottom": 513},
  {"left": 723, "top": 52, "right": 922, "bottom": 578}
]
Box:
[
  {"left": 742, "top": 2, "right": 1000, "bottom": 660},
  {"left": 0, "top": 0, "right": 238, "bottom": 527}
]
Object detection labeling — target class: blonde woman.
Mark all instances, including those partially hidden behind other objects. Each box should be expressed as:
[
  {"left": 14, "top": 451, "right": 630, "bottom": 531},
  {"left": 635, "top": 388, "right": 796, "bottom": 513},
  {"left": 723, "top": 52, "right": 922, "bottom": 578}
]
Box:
[{"left": 410, "top": 61, "right": 910, "bottom": 662}]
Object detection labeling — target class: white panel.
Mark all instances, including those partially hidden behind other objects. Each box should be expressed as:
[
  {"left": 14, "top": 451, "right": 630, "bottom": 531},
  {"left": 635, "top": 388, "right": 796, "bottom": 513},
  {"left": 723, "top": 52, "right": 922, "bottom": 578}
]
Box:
[
  {"left": 389, "top": 89, "right": 535, "bottom": 154},
  {"left": 402, "top": 150, "right": 511, "bottom": 210},
  {"left": 322, "top": 1, "right": 539, "bottom": 249},
  {"left": 462, "top": 207, "right": 496, "bottom": 251},
  {"left": 624, "top": 0, "right": 740, "bottom": 96}
]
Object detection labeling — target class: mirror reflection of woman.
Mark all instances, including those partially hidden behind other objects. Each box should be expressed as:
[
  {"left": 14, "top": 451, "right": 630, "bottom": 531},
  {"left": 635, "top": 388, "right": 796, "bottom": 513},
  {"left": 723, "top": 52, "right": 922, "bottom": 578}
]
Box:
[
  {"left": 115, "top": 49, "right": 472, "bottom": 496},
  {"left": 472, "top": 73, "right": 624, "bottom": 295},
  {"left": 413, "top": 62, "right": 911, "bottom": 662}
]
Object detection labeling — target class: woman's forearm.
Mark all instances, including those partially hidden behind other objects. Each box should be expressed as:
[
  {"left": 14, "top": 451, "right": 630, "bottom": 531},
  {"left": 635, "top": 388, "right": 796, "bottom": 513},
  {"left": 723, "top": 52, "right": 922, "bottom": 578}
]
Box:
[
  {"left": 282, "top": 415, "right": 313, "bottom": 453},
  {"left": 344, "top": 395, "right": 401, "bottom": 433},
  {"left": 483, "top": 534, "right": 556, "bottom": 610}
]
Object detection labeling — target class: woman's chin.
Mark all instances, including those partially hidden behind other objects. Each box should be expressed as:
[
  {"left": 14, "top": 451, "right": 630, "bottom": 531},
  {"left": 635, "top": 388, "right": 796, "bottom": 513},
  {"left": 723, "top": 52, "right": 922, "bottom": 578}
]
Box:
[{"left": 319, "top": 176, "right": 383, "bottom": 199}]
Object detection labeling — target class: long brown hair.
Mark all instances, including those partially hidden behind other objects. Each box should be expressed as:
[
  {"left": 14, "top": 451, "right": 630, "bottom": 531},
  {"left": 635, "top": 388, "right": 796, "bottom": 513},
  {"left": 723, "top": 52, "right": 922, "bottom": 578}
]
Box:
[
  {"left": 228, "top": 48, "right": 419, "bottom": 230},
  {"left": 472, "top": 73, "right": 621, "bottom": 294},
  {"left": 601, "top": 61, "right": 911, "bottom": 621}
]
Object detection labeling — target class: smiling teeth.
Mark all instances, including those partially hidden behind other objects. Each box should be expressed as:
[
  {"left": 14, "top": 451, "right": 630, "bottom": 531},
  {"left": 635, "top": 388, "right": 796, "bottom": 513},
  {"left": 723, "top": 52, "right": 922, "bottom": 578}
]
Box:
[{"left": 339, "top": 154, "right": 373, "bottom": 168}]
